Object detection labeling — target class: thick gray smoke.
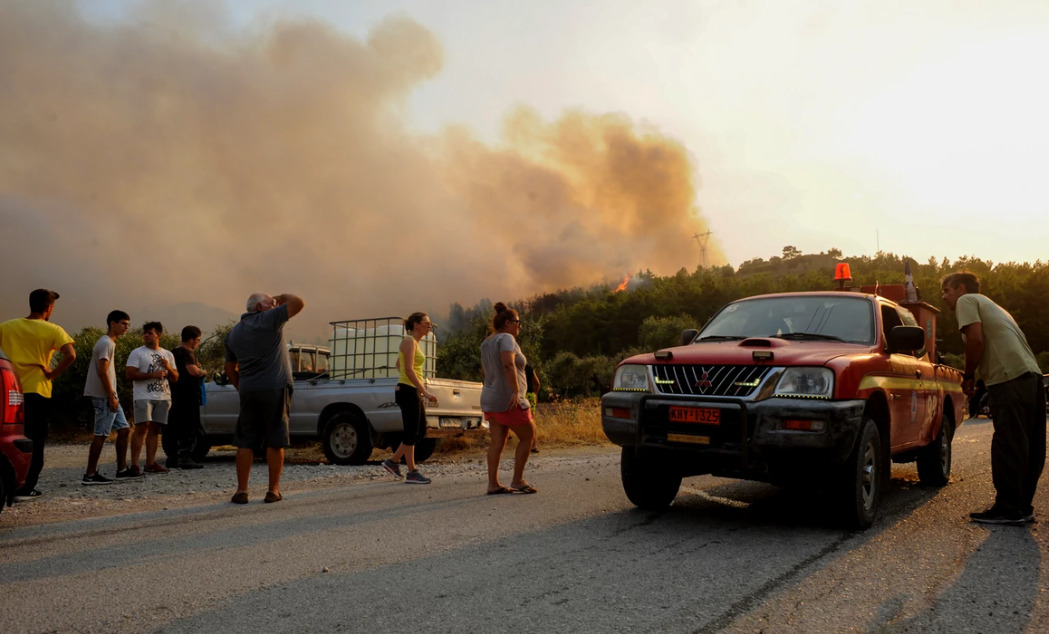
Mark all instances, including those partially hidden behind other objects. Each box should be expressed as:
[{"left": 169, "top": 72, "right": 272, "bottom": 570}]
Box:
[{"left": 0, "top": 1, "right": 723, "bottom": 340}]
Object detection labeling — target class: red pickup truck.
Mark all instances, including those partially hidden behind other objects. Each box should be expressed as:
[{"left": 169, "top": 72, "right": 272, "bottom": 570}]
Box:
[{"left": 601, "top": 282, "right": 964, "bottom": 529}]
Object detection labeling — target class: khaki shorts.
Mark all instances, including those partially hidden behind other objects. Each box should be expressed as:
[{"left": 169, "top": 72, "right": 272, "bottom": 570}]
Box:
[{"left": 134, "top": 399, "right": 170, "bottom": 425}]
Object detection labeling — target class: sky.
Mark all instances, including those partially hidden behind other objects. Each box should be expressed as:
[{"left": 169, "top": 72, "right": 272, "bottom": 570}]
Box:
[{"left": 2, "top": 0, "right": 1047, "bottom": 340}]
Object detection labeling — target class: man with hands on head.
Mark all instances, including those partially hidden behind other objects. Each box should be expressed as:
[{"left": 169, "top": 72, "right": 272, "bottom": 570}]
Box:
[{"left": 225, "top": 293, "right": 304, "bottom": 504}]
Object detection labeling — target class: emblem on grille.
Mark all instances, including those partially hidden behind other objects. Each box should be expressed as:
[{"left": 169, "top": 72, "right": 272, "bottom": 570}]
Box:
[{"left": 695, "top": 370, "right": 712, "bottom": 388}]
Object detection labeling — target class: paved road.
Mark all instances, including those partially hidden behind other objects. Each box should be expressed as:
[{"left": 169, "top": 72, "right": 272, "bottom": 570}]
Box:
[{"left": 2, "top": 417, "right": 1048, "bottom": 633}]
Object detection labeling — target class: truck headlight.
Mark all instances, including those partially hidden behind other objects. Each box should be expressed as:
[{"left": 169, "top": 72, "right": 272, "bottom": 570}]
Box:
[
  {"left": 774, "top": 367, "right": 833, "bottom": 398},
  {"left": 613, "top": 364, "right": 651, "bottom": 392}
]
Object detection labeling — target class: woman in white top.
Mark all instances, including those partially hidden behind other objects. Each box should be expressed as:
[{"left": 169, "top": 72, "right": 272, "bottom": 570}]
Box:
[{"left": 480, "top": 302, "right": 536, "bottom": 494}]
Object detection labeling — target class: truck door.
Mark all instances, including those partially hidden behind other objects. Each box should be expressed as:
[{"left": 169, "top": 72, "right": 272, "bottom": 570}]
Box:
[{"left": 882, "top": 303, "right": 928, "bottom": 449}]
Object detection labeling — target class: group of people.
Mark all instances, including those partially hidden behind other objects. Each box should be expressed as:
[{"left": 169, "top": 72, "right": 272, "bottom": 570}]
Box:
[{"left": 8, "top": 271, "right": 1039, "bottom": 522}]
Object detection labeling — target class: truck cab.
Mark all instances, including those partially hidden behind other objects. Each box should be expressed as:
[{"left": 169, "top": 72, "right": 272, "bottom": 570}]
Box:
[{"left": 601, "top": 280, "right": 964, "bottom": 529}]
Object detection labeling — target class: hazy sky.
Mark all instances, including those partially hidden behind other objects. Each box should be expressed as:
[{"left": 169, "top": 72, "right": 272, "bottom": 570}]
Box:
[{"left": 2, "top": 0, "right": 1047, "bottom": 339}]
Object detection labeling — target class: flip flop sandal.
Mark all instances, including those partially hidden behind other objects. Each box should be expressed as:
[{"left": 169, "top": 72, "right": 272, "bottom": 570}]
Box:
[{"left": 512, "top": 485, "right": 538, "bottom": 494}]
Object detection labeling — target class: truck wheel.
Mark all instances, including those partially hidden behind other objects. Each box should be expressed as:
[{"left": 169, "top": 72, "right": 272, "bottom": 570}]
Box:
[
  {"left": 621, "top": 447, "right": 681, "bottom": 511},
  {"left": 916, "top": 416, "right": 952, "bottom": 487},
  {"left": 840, "top": 419, "right": 883, "bottom": 530},
  {"left": 413, "top": 438, "right": 437, "bottom": 463},
  {"left": 322, "top": 412, "right": 373, "bottom": 465}
]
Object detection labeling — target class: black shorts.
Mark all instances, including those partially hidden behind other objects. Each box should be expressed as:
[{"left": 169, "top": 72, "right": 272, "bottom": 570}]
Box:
[
  {"left": 395, "top": 383, "right": 427, "bottom": 446},
  {"left": 234, "top": 387, "right": 291, "bottom": 450}
]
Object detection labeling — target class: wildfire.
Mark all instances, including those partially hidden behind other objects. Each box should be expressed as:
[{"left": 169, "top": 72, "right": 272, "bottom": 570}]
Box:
[{"left": 614, "top": 275, "right": 630, "bottom": 293}]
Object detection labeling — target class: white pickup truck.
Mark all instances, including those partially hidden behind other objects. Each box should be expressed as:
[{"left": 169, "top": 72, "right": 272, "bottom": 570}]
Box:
[{"left": 186, "top": 317, "right": 487, "bottom": 465}]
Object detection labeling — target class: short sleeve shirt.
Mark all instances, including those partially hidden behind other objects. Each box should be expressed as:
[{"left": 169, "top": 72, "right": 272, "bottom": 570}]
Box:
[
  {"left": 225, "top": 305, "right": 292, "bottom": 393},
  {"left": 0, "top": 318, "right": 74, "bottom": 397},
  {"left": 172, "top": 346, "right": 202, "bottom": 405},
  {"left": 84, "top": 335, "right": 117, "bottom": 398},
  {"left": 126, "top": 346, "right": 175, "bottom": 401},
  {"left": 480, "top": 332, "right": 528, "bottom": 412},
  {"left": 956, "top": 293, "right": 1040, "bottom": 386}
]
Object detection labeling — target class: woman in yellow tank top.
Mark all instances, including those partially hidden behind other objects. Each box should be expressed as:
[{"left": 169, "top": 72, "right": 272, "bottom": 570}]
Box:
[{"left": 381, "top": 312, "right": 438, "bottom": 484}]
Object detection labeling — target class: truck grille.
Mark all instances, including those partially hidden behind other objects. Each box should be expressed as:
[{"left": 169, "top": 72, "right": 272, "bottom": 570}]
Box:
[{"left": 652, "top": 365, "right": 772, "bottom": 397}]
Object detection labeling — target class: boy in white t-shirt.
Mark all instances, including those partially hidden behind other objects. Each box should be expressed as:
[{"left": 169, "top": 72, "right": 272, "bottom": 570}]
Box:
[{"left": 124, "top": 322, "right": 178, "bottom": 476}]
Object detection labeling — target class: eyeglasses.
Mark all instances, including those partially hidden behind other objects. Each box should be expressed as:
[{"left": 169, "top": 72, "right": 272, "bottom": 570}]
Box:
[{"left": 508, "top": 319, "right": 521, "bottom": 324}]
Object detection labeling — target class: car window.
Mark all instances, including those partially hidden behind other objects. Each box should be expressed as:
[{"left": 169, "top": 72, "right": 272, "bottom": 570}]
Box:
[{"left": 700, "top": 296, "right": 875, "bottom": 343}]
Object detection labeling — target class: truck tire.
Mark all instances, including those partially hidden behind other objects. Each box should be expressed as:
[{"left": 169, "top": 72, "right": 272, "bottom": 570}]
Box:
[
  {"left": 840, "top": 418, "right": 883, "bottom": 530},
  {"left": 413, "top": 438, "right": 437, "bottom": 463},
  {"left": 916, "top": 416, "right": 952, "bottom": 487},
  {"left": 621, "top": 446, "right": 681, "bottom": 511},
  {"left": 322, "top": 411, "right": 373, "bottom": 465}
]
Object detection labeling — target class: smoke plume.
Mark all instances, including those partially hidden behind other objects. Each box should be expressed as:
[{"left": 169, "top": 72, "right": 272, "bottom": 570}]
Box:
[{"left": 0, "top": 0, "right": 723, "bottom": 339}]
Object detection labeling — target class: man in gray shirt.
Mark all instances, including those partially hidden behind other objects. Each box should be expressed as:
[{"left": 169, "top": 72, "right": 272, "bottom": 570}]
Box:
[
  {"left": 224, "top": 292, "right": 304, "bottom": 504},
  {"left": 82, "top": 310, "right": 132, "bottom": 484}
]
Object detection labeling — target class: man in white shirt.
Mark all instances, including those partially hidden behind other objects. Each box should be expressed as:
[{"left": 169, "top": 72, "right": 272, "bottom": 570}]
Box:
[{"left": 125, "top": 322, "right": 178, "bottom": 476}]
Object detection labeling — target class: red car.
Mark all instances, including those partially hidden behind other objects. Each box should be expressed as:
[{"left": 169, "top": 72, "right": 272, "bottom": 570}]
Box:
[{"left": 0, "top": 346, "right": 31, "bottom": 514}]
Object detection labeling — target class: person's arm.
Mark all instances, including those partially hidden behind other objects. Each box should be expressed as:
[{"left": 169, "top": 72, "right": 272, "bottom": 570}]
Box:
[
  {"left": 44, "top": 342, "right": 76, "bottom": 380},
  {"left": 274, "top": 293, "right": 305, "bottom": 318},
  {"left": 961, "top": 322, "right": 984, "bottom": 396},
  {"left": 161, "top": 353, "right": 178, "bottom": 383},
  {"left": 401, "top": 337, "right": 437, "bottom": 404},
  {"left": 97, "top": 357, "right": 119, "bottom": 412},
  {"left": 225, "top": 361, "right": 240, "bottom": 390},
  {"left": 500, "top": 350, "right": 519, "bottom": 410},
  {"left": 185, "top": 359, "right": 207, "bottom": 378}
]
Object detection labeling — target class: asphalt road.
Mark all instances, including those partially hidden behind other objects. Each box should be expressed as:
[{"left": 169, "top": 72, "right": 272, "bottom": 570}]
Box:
[{"left": 2, "top": 417, "right": 1048, "bottom": 633}]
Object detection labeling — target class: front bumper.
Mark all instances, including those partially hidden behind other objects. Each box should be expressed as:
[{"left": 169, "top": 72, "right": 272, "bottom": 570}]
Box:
[{"left": 602, "top": 391, "right": 866, "bottom": 477}]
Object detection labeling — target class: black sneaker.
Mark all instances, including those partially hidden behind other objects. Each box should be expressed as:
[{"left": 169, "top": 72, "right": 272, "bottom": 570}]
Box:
[
  {"left": 14, "top": 489, "right": 42, "bottom": 502},
  {"left": 970, "top": 506, "right": 1026, "bottom": 526},
  {"left": 82, "top": 472, "right": 114, "bottom": 486},
  {"left": 178, "top": 459, "right": 204, "bottom": 470},
  {"left": 116, "top": 466, "right": 144, "bottom": 479}
]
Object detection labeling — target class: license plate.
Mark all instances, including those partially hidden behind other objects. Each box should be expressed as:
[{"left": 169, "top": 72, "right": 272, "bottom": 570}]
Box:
[{"left": 669, "top": 406, "right": 720, "bottom": 424}]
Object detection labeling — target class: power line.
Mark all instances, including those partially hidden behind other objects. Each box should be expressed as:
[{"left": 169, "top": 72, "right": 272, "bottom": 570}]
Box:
[{"left": 692, "top": 230, "right": 712, "bottom": 268}]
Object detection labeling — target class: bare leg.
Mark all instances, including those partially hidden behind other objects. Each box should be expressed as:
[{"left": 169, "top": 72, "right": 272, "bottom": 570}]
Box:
[
  {"left": 235, "top": 448, "right": 254, "bottom": 494},
  {"left": 145, "top": 422, "right": 160, "bottom": 465},
  {"left": 130, "top": 422, "right": 147, "bottom": 468},
  {"left": 405, "top": 445, "right": 417, "bottom": 473},
  {"left": 86, "top": 435, "right": 106, "bottom": 475},
  {"left": 267, "top": 447, "right": 284, "bottom": 494},
  {"left": 115, "top": 428, "right": 130, "bottom": 470},
  {"left": 487, "top": 423, "right": 510, "bottom": 490},
  {"left": 510, "top": 422, "right": 536, "bottom": 489}
]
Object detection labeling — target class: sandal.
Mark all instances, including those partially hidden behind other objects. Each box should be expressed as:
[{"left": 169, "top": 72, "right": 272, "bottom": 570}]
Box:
[
  {"left": 487, "top": 487, "right": 513, "bottom": 495},
  {"left": 512, "top": 484, "right": 538, "bottom": 494},
  {"left": 264, "top": 491, "right": 283, "bottom": 503},
  {"left": 231, "top": 492, "right": 249, "bottom": 504}
]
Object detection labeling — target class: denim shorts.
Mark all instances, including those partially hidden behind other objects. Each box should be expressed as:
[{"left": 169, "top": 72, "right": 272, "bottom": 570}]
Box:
[
  {"left": 133, "top": 399, "right": 170, "bottom": 425},
  {"left": 92, "top": 397, "right": 131, "bottom": 436}
]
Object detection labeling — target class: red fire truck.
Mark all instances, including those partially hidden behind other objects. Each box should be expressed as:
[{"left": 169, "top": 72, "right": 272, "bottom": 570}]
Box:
[{"left": 601, "top": 265, "right": 964, "bottom": 529}]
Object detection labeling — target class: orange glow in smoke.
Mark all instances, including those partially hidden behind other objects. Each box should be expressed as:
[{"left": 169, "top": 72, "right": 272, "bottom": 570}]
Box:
[{"left": 614, "top": 275, "right": 630, "bottom": 292}]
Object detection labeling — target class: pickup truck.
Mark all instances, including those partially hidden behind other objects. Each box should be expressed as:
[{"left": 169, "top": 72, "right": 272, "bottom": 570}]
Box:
[
  {"left": 601, "top": 279, "right": 965, "bottom": 529},
  {"left": 186, "top": 317, "right": 486, "bottom": 465}
]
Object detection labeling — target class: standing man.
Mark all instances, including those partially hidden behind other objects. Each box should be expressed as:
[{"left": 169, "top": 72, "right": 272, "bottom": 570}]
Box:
[
  {"left": 942, "top": 271, "right": 1046, "bottom": 525},
  {"left": 83, "top": 310, "right": 133, "bottom": 485},
  {"left": 169, "top": 325, "right": 207, "bottom": 470},
  {"left": 126, "top": 322, "right": 177, "bottom": 475},
  {"left": 0, "top": 289, "right": 76, "bottom": 499},
  {"left": 225, "top": 293, "right": 304, "bottom": 504}
]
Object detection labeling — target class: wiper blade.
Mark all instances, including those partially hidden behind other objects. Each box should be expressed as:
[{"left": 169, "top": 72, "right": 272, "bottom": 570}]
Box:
[
  {"left": 773, "top": 332, "right": 844, "bottom": 342},
  {"left": 697, "top": 335, "right": 747, "bottom": 342}
]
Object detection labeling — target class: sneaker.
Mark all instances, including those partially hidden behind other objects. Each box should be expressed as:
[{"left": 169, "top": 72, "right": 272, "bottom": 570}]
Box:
[
  {"left": 82, "top": 472, "right": 114, "bottom": 486},
  {"left": 381, "top": 458, "right": 402, "bottom": 478},
  {"left": 1024, "top": 506, "right": 1036, "bottom": 523},
  {"left": 404, "top": 470, "right": 431, "bottom": 485},
  {"left": 178, "top": 459, "right": 204, "bottom": 470},
  {"left": 14, "top": 489, "right": 42, "bottom": 502},
  {"left": 970, "top": 506, "right": 1026, "bottom": 526},
  {"left": 144, "top": 463, "right": 170, "bottom": 474},
  {"left": 116, "top": 466, "right": 144, "bottom": 479}
]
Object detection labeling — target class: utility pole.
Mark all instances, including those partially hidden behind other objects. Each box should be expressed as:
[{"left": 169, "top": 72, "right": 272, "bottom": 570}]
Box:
[{"left": 692, "top": 230, "right": 712, "bottom": 268}]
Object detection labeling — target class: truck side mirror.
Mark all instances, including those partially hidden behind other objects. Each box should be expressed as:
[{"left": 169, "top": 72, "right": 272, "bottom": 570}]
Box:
[
  {"left": 681, "top": 329, "right": 699, "bottom": 346},
  {"left": 888, "top": 325, "right": 925, "bottom": 354}
]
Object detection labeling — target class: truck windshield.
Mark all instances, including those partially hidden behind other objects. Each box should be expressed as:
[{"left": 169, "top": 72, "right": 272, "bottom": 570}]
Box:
[{"left": 698, "top": 295, "right": 875, "bottom": 344}]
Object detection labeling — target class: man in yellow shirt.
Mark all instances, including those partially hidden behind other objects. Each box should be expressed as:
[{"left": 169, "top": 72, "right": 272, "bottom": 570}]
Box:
[
  {"left": 942, "top": 271, "right": 1045, "bottom": 525},
  {"left": 0, "top": 289, "right": 76, "bottom": 500}
]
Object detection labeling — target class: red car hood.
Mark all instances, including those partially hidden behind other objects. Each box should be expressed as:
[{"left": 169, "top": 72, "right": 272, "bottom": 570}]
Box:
[{"left": 622, "top": 338, "right": 872, "bottom": 367}]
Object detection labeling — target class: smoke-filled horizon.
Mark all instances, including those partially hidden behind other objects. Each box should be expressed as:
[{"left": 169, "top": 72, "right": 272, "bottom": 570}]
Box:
[{"left": 0, "top": 1, "right": 722, "bottom": 340}]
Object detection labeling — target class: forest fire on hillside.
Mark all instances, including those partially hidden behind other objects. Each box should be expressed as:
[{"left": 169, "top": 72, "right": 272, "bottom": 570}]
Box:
[{"left": 614, "top": 275, "right": 631, "bottom": 292}]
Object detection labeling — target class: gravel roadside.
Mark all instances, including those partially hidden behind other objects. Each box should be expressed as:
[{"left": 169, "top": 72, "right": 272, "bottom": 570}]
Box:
[{"left": 1, "top": 442, "right": 612, "bottom": 529}]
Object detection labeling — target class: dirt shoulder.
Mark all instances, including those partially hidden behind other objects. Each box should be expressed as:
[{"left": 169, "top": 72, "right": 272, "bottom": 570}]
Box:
[{"left": 1, "top": 442, "right": 614, "bottom": 529}]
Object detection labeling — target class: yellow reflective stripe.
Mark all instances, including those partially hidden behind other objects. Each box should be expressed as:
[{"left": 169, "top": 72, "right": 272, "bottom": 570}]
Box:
[{"left": 858, "top": 375, "right": 964, "bottom": 393}]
